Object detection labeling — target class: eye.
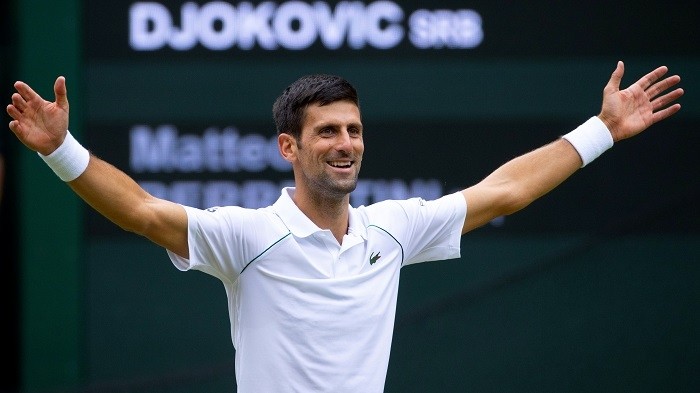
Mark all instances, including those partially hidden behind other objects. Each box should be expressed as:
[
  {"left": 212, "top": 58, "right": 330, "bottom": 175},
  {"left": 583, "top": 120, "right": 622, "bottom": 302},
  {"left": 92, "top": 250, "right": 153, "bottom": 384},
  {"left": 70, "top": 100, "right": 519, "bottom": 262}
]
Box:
[
  {"left": 319, "top": 127, "right": 334, "bottom": 136},
  {"left": 348, "top": 127, "right": 362, "bottom": 137}
]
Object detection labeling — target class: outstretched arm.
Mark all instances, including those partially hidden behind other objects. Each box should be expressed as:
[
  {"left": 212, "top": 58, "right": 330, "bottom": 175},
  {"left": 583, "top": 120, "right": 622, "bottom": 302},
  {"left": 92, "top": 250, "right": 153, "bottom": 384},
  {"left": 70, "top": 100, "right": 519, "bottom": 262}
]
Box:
[
  {"left": 7, "top": 76, "right": 189, "bottom": 258},
  {"left": 461, "top": 61, "right": 683, "bottom": 234}
]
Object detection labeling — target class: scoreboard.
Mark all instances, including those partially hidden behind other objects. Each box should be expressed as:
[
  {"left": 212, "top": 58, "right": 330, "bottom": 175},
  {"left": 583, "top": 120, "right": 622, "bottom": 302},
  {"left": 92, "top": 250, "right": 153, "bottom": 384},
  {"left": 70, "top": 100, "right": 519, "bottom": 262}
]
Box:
[
  {"left": 84, "top": 0, "right": 698, "bottom": 236},
  {"left": 88, "top": 1, "right": 698, "bottom": 57}
]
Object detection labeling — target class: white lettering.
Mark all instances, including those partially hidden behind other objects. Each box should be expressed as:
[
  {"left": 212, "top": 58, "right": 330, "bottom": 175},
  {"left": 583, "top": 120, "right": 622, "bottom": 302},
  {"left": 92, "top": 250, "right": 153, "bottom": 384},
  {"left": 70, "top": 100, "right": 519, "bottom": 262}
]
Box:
[
  {"left": 408, "top": 9, "right": 483, "bottom": 49},
  {"left": 129, "top": 2, "right": 172, "bottom": 50},
  {"left": 129, "top": 125, "right": 291, "bottom": 173},
  {"left": 273, "top": 1, "right": 317, "bottom": 50},
  {"left": 198, "top": 1, "right": 238, "bottom": 50},
  {"left": 128, "top": 1, "right": 483, "bottom": 51},
  {"left": 314, "top": 1, "right": 354, "bottom": 49},
  {"left": 237, "top": 1, "right": 277, "bottom": 49},
  {"left": 130, "top": 125, "right": 178, "bottom": 172},
  {"left": 139, "top": 178, "right": 441, "bottom": 209},
  {"left": 351, "top": 178, "right": 442, "bottom": 206},
  {"left": 140, "top": 179, "right": 295, "bottom": 208},
  {"left": 363, "top": 1, "right": 403, "bottom": 49},
  {"left": 170, "top": 2, "right": 199, "bottom": 50}
]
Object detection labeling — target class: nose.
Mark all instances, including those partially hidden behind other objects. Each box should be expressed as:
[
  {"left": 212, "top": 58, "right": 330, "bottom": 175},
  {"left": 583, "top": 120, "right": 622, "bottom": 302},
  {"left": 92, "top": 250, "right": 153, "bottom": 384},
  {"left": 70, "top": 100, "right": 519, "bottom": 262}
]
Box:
[{"left": 335, "top": 129, "right": 353, "bottom": 152}]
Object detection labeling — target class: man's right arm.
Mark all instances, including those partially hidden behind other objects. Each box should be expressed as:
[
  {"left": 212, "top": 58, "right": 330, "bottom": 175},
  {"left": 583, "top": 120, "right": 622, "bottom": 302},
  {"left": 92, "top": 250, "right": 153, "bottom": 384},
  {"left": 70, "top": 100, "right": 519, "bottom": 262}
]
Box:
[
  {"left": 68, "top": 154, "right": 189, "bottom": 258},
  {"left": 7, "top": 76, "right": 190, "bottom": 258}
]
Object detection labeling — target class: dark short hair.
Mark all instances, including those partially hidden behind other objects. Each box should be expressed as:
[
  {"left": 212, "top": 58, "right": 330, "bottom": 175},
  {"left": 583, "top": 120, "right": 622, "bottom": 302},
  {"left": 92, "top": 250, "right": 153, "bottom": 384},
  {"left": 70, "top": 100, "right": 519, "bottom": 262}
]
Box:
[{"left": 272, "top": 74, "right": 360, "bottom": 140}]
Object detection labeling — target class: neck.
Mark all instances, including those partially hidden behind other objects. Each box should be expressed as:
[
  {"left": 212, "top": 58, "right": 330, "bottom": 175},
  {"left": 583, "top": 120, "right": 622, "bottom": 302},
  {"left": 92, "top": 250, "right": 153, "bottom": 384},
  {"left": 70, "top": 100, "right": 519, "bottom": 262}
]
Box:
[{"left": 292, "top": 187, "right": 350, "bottom": 244}]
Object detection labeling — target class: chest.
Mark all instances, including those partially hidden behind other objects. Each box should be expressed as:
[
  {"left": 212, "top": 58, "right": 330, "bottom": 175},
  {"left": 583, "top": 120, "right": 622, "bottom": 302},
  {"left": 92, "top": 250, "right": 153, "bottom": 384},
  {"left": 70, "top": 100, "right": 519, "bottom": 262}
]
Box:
[{"left": 252, "top": 226, "right": 403, "bottom": 279}]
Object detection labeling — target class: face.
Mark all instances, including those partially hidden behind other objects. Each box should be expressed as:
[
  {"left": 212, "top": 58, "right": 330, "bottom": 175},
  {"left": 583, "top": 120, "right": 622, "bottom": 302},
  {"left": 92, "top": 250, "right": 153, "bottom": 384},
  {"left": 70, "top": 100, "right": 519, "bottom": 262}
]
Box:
[{"left": 281, "top": 100, "right": 364, "bottom": 200}]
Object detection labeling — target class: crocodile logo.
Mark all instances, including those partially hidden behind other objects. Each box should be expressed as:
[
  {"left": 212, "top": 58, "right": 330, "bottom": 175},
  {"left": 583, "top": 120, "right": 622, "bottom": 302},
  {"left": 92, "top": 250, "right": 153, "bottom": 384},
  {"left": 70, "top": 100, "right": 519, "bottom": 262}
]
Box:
[{"left": 369, "top": 251, "right": 382, "bottom": 265}]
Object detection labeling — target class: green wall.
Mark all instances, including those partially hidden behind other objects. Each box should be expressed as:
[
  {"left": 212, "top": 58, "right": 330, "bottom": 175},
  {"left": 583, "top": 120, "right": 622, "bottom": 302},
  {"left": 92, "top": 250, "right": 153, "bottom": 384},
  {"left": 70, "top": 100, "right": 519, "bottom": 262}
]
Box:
[{"left": 14, "top": 0, "right": 83, "bottom": 390}]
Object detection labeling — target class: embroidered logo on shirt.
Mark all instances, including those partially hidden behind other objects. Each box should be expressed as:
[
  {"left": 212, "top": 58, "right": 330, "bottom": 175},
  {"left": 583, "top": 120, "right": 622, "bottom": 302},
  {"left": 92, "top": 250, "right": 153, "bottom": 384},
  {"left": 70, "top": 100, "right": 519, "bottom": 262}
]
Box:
[{"left": 369, "top": 251, "right": 382, "bottom": 265}]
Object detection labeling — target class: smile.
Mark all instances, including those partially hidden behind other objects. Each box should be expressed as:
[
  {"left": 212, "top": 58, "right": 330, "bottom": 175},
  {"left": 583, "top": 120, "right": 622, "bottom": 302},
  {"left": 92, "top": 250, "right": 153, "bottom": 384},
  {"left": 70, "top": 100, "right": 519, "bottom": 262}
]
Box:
[{"left": 328, "top": 161, "right": 353, "bottom": 168}]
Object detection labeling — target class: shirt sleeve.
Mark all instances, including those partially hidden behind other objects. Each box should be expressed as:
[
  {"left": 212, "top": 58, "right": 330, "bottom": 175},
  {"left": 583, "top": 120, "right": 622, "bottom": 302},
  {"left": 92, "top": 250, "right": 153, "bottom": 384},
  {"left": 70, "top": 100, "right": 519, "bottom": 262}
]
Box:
[
  {"left": 167, "top": 205, "right": 268, "bottom": 284},
  {"left": 370, "top": 191, "right": 466, "bottom": 266}
]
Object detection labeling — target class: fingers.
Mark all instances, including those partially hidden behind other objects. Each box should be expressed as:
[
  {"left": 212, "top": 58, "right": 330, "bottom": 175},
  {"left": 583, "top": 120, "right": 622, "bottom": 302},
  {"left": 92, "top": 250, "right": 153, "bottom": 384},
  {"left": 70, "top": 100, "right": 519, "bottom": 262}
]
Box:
[
  {"left": 6, "top": 101, "right": 21, "bottom": 119},
  {"left": 636, "top": 65, "right": 669, "bottom": 91},
  {"left": 651, "top": 103, "right": 682, "bottom": 125},
  {"left": 13, "top": 80, "right": 41, "bottom": 103},
  {"left": 10, "top": 92, "right": 27, "bottom": 112},
  {"left": 11, "top": 77, "right": 68, "bottom": 109},
  {"left": 7, "top": 93, "right": 27, "bottom": 127},
  {"left": 8, "top": 120, "right": 18, "bottom": 135},
  {"left": 6, "top": 105, "right": 22, "bottom": 134},
  {"left": 6, "top": 97, "right": 28, "bottom": 135},
  {"left": 646, "top": 74, "right": 681, "bottom": 100},
  {"left": 647, "top": 68, "right": 684, "bottom": 124},
  {"left": 7, "top": 105, "right": 21, "bottom": 130},
  {"left": 604, "top": 61, "right": 625, "bottom": 95},
  {"left": 652, "top": 87, "right": 684, "bottom": 113},
  {"left": 54, "top": 76, "right": 69, "bottom": 109}
]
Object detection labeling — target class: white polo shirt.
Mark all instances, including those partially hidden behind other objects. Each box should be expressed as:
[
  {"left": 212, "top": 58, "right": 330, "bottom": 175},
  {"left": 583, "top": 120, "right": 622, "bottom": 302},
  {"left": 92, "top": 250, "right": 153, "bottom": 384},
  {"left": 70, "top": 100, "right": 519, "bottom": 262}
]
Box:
[{"left": 168, "top": 187, "right": 466, "bottom": 392}]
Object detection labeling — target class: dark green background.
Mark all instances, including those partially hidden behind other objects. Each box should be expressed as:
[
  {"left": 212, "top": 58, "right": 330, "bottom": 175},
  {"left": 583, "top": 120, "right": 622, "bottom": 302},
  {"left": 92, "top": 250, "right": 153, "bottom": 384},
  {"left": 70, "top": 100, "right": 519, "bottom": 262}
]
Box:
[{"left": 4, "top": 1, "right": 699, "bottom": 392}]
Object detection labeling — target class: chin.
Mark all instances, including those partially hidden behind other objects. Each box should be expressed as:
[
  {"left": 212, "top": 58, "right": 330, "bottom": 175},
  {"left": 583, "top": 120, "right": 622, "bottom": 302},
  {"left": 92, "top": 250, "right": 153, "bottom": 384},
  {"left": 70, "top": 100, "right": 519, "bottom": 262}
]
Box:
[{"left": 327, "top": 181, "right": 358, "bottom": 198}]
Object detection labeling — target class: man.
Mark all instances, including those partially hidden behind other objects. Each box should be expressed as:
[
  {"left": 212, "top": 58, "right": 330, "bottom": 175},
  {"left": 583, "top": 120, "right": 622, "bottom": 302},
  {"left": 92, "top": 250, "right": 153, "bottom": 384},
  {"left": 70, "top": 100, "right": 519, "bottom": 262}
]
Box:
[{"left": 7, "top": 62, "right": 683, "bottom": 392}]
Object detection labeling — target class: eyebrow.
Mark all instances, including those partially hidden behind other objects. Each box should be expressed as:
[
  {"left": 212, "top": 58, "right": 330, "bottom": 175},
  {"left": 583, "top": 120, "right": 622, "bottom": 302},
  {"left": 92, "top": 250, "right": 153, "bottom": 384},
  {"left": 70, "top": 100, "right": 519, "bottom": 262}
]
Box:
[{"left": 312, "top": 121, "right": 363, "bottom": 131}]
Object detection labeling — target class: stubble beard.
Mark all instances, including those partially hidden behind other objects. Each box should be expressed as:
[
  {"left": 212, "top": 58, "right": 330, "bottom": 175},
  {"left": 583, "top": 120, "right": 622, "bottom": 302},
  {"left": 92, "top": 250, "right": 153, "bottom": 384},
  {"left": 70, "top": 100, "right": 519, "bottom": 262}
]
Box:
[
  {"left": 302, "top": 161, "right": 361, "bottom": 201},
  {"left": 314, "top": 169, "right": 359, "bottom": 199}
]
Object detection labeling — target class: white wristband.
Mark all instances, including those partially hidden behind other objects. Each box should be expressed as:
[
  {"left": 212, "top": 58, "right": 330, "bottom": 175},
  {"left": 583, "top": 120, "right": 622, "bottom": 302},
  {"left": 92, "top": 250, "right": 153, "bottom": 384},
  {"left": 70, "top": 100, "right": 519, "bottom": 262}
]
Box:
[
  {"left": 562, "top": 116, "right": 614, "bottom": 167},
  {"left": 38, "top": 131, "right": 90, "bottom": 181}
]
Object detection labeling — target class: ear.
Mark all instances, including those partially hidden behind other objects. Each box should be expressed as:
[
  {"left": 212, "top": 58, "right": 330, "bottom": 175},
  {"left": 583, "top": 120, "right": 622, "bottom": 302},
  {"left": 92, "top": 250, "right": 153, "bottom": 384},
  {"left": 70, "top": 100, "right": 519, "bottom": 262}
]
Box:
[{"left": 278, "top": 133, "right": 297, "bottom": 163}]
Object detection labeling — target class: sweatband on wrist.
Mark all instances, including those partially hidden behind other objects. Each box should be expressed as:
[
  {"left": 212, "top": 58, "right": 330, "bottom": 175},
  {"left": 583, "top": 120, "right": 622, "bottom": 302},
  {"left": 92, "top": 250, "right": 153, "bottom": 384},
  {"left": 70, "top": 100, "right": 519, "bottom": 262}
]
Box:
[
  {"left": 38, "top": 131, "right": 90, "bottom": 181},
  {"left": 562, "top": 116, "right": 614, "bottom": 167}
]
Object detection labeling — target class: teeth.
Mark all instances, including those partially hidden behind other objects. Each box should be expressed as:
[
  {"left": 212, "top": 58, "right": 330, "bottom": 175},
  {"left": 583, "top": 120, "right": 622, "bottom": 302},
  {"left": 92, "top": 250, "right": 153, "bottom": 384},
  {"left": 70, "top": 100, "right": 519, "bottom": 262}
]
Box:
[{"left": 329, "top": 161, "right": 351, "bottom": 168}]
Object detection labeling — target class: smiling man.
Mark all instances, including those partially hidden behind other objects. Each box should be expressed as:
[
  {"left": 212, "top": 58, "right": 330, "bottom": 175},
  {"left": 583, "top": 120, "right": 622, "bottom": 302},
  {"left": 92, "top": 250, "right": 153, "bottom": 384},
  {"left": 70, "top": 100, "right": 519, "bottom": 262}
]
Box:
[{"left": 6, "top": 64, "right": 683, "bottom": 392}]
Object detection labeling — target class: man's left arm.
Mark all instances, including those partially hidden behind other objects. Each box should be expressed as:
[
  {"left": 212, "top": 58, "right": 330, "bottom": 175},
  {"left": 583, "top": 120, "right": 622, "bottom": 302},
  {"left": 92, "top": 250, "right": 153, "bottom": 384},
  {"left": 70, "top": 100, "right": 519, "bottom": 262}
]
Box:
[{"left": 460, "top": 61, "right": 683, "bottom": 235}]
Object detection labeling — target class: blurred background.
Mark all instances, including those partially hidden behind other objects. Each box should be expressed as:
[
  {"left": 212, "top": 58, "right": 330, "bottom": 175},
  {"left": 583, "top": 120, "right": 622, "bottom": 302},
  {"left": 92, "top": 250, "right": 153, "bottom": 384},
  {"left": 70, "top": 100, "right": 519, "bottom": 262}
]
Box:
[{"left": 1, "top": 1, "right": 698, "bottom": 392}]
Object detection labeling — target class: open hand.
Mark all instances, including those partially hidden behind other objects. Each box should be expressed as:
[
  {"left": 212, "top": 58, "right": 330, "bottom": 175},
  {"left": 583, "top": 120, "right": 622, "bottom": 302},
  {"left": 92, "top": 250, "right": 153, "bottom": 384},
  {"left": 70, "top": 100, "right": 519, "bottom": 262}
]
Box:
[
  {"left": 598, "top": 61, "right": 683, "bottom": 142},
  {"left": 7, "top": 76, "right": 70, "bottom": 155}
]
